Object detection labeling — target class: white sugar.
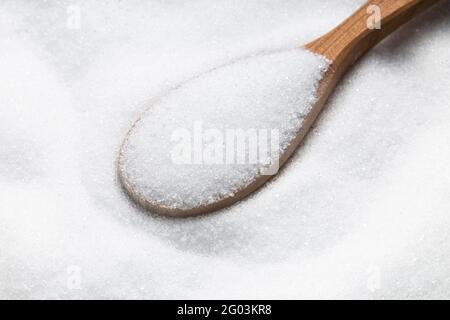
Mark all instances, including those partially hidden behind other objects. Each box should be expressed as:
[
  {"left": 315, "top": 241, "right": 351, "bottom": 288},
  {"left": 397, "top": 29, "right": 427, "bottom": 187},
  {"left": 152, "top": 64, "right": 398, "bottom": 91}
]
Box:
[
  {"left": 1, "top": 0, "right": 450, "bottom": 299},
  {"left": 119, "top": 49, "right": 328, "bottom": 211}
]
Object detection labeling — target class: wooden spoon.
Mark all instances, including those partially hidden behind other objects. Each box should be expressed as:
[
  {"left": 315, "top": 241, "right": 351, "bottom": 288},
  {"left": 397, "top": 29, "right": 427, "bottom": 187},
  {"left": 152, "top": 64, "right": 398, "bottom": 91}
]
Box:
[{"left": 118, "top": 0, "right": 440, "bottom": 217}]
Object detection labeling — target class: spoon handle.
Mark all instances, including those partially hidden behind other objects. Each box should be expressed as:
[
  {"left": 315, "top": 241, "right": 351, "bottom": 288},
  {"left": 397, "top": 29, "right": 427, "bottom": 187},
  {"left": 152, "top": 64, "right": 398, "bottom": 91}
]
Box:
[{"left": 305, "top": 0, "right": 440, "bottom": 72}]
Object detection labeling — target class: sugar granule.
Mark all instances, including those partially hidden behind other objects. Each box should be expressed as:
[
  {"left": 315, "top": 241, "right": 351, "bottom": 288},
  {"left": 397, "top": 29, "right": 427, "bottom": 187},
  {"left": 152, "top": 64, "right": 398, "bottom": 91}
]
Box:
[
  {"left": 120, "top": 49, "right": 328, "bottom": 210},
  {"left": 1, "top": 0, "right": 450, "bottom": 300}
]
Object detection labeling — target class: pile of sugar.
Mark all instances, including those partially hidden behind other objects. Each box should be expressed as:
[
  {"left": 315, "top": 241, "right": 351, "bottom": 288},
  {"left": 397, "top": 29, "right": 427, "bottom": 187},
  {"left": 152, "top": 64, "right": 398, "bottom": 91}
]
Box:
[
  {"left": 120, "top": 49, "right": 328, "bottom": 211},
  {"left": 1, "top": 0, "right": 450, "bottom": 299}
]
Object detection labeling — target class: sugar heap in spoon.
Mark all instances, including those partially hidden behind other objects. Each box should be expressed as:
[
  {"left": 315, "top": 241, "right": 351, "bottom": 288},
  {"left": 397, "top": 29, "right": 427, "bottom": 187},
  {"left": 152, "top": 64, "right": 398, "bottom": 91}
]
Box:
[{"left": 118, "top": 48, "right": 329, "bottom": 216}]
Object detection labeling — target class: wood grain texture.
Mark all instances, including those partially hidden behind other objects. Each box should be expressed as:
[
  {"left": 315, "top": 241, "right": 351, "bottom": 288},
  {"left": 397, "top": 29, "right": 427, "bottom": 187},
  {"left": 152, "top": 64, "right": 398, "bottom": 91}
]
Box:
[
  {"left": 118, "top": 0, "right": 440, "bottom": 217},
  {"left": 305, "top": 0, "right": 439, "bottom": 76}
]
